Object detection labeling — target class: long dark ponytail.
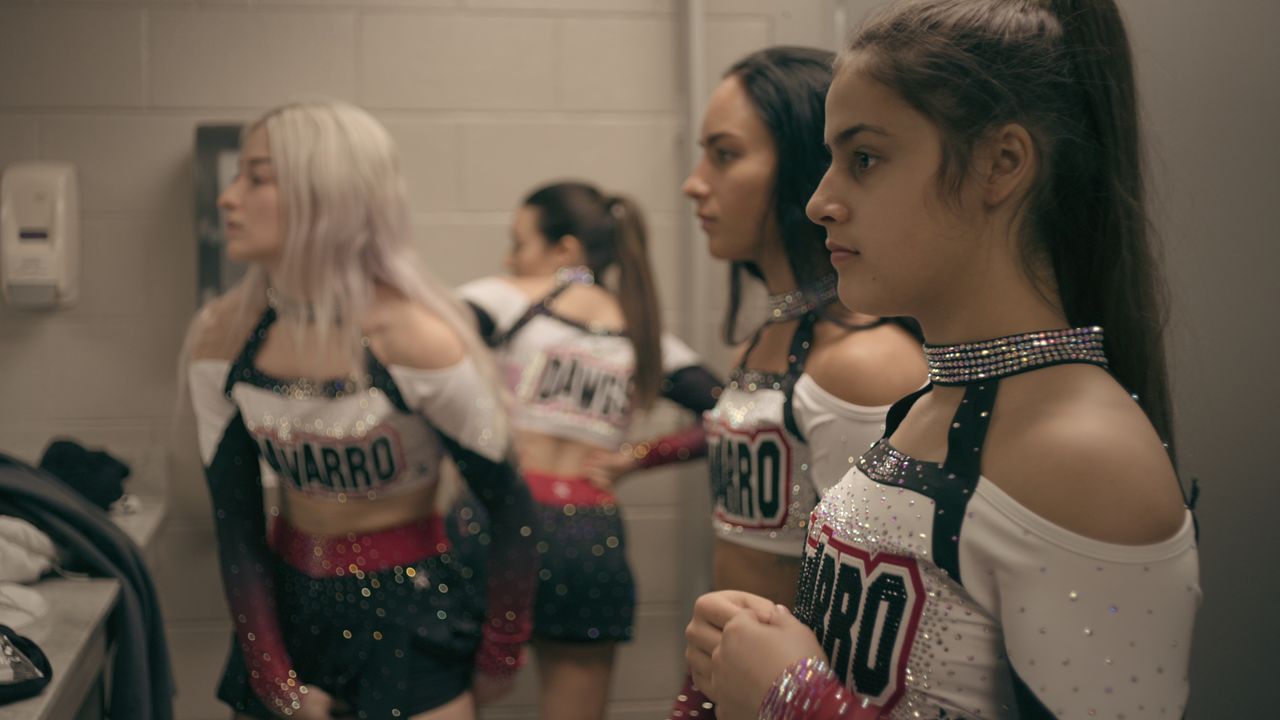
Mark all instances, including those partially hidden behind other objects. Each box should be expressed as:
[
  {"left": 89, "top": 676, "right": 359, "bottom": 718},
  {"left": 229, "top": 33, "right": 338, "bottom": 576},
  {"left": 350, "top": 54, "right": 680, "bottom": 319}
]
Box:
[
  {"left": 846, "top": 0, "right": 1173, "bottom": 448},
  {"left": 523, "top": 182, "right": 664, "bottom": 410}
]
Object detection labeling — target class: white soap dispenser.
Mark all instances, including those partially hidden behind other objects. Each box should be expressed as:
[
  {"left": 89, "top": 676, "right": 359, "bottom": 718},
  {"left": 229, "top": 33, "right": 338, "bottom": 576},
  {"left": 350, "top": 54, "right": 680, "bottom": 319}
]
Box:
[{"left": 1, "top": 162, "right": 80, "bottom": 309}]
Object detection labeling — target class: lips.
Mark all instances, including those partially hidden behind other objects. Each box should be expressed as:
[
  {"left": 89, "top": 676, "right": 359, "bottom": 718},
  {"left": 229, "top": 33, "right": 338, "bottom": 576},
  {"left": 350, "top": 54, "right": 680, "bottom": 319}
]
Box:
[
  {"left": 825, "top": 238, "right": 860, "bottom": 267},
  {"left": 825, "top": 238, "right": 859, "bottom": 255}
]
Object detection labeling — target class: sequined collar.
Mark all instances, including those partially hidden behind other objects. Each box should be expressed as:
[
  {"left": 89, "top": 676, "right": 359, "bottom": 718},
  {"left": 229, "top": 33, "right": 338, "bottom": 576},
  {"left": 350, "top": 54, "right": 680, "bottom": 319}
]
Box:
[
  {"left": 765, "top": 274, "right": 838, "bottom": 323},
  {"left": 924, "top": 326, "right": 1108, "bottom": 386},
  {"left": 554, "top": 265, "right": 595, "bottom": 288}
]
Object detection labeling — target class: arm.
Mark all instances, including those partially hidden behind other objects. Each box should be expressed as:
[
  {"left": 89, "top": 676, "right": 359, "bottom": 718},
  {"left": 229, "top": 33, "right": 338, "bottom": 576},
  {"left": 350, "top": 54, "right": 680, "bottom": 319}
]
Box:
[
  {"left": 393, "top": 358, "right": 537, "bottom": 681},
  {"left": 189, "top": 361, "right": 305, "bottom": 717},
  {"left": 688, "top": 592, "right": 879, "bottom": 720},
  {"left": 438, "top": 433, "right": 536, "bottom": 679},
  {"left": 583, "top": 364, "right": 721, "bottom": 486},
  {"left": 632, "top": 361, "right": 722, "bottom": 470}
]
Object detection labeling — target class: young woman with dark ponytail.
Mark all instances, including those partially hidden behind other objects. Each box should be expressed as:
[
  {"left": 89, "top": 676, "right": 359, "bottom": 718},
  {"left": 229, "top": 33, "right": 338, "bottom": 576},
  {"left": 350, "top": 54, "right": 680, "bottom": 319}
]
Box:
[
  {"left": 459, "top": 181, "right": 721, "bottom": 720},
  {"left": 684, "top": 2, "right": 1201, "bottom": 718},
  {"left": 652, "top": 46, "right": 929, "bottom": 719}
]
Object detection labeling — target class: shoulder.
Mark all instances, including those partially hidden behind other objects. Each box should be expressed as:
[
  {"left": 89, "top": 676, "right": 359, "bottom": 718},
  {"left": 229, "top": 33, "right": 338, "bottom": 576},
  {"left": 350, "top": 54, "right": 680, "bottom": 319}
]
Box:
[
  {"left": 186, "top": 288, "right": 259, "bottom": 362},
  {"left": 805, "top": 321, "right": 927, "bottom": 407},
  {"left": 500, "top": 275, "right": 557, "bottom": 301},
  {"left": 984, "top": 366, "right": 1187, "bottom": 545},
  {"left": 366, "top": 288, "right": 466, "bottom": 371},
  {"left": 459, "top": 275, "right": 529, "bottom": 303}
]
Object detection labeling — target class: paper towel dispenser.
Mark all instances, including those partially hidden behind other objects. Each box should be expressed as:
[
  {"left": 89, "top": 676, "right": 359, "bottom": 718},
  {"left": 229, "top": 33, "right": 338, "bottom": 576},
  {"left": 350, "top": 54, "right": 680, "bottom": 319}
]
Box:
[{"left": 1, "top": 162, "right": 80, "bottom": 310}]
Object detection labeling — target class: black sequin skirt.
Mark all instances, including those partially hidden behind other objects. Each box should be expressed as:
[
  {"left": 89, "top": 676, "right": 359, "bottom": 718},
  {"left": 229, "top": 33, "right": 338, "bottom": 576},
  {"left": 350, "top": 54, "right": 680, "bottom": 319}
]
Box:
[
  {"left": 216, "top": 498, "right": 488, "bottom": 720},
  {"left": 525, "top": 471, "right": 635, "bottom": 643}
]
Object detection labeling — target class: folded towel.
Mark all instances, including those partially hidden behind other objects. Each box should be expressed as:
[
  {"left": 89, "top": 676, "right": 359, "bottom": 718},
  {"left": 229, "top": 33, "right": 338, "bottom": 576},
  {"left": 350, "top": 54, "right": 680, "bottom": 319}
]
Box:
[{"left": 0, "top": 517, "right": 58, "bottom": 584}]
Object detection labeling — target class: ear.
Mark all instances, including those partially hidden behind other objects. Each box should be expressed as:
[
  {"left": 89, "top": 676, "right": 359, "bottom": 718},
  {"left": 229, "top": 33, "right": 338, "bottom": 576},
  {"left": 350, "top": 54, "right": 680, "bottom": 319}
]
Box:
[
  {"left": 978, "top": 123, "right": 1037, "bottom": 207},
  {"left": 552, "top": 234, "right": 587, "bottom": 266}
]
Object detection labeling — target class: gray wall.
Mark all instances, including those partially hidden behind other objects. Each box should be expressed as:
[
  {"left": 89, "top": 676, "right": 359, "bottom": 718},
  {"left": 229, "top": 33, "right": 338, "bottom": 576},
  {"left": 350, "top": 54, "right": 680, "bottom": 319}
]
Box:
[{"left": 0, "top": 0, "right": 1274, "bottom": 716}]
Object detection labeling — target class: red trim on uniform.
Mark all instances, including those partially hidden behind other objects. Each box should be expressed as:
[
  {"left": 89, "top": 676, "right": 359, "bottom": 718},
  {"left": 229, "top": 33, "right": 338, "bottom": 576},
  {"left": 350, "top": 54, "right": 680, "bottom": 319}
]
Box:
[
  {"left": 268, "top": 514, "right": 451, "bottom": 577},
  {"left": 523, "top": 470, "right": 617, "bottom": 507}
]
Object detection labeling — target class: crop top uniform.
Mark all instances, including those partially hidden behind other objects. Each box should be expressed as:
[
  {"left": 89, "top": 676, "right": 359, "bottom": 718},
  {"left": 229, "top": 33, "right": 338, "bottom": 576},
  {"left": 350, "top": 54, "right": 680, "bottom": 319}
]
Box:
[
  {"left": 776, "top": 327, "right": 1201, "bottom": 720},
  {"left": 460, "top": 273, "right": 720, "bottom": 642},
  {"left": 188, "top": 303, "right": 536, "bottom": 716}
]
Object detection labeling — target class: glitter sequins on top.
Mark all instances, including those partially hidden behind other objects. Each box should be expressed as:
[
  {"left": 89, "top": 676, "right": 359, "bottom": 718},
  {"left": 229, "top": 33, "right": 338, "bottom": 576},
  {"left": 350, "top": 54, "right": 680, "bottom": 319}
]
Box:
[
  {"left": 458, "top": 275, "right": 721, "bottom": 645},
  {"left": 705, "top": 310, "right": 895, "bottom": 558},
  {"left": 188, "top": 304, "right": 537, "bottom": 716},
  {"left": 787, "top": 332, "right": 1200, "bottom": 719},
  {"left": 458, "top": 275, "right": 708, "bottom": 450}
]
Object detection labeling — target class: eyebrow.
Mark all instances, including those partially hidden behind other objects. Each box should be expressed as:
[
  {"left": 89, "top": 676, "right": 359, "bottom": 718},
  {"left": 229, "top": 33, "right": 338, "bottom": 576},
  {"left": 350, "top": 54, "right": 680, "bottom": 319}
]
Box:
[
  {"left": 244, "top": 157, "right": 273, "bottom": 169},
  {"left": 827, "top": 123, "right": 891, "bottom": 150},
  {"left": 700, "top": 131, "right": 741, "bottom": 146}
]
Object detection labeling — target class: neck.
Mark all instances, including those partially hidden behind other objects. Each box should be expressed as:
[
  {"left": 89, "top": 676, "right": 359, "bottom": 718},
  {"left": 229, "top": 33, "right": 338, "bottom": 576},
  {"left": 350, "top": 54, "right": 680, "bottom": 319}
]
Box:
[
  {"left": 917, "top": 240, "right": 1069, "bottom": 345},
  {"left": 756, "top": 240, "right": 797, "bottom": 296}
]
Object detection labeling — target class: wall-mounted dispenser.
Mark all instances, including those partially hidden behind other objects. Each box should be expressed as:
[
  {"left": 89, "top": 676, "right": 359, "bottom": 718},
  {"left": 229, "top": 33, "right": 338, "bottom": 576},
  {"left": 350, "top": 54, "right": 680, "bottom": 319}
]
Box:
[{"left": 1, "top": 162, "right": 80, "bottom": 310}]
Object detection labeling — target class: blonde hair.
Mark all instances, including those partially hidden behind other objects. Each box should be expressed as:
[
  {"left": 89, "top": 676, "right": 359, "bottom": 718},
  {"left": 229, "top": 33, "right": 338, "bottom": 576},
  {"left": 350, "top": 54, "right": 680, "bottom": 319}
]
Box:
[{"left": 181, "top": 100, "right": 506, "bottom": 452}]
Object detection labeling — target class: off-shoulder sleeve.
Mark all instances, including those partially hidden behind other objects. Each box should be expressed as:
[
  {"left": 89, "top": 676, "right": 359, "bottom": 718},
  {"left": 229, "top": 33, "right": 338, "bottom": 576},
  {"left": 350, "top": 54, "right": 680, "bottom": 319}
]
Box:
[{"left": 190, "top": 360, "right": 305, "bottom": 716}]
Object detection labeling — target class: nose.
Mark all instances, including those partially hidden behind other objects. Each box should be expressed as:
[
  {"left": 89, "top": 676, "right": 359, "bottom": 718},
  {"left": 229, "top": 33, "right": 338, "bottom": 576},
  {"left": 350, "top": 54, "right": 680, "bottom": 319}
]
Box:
[
  {"left": 217, "top": 180, "right": 239, "bottom": 213},
  {"left": 806, "top": 170, "right": 847, "bottom": 226},
  {"left": 682, "top": 163, "right": 710, "bottom": 201}
]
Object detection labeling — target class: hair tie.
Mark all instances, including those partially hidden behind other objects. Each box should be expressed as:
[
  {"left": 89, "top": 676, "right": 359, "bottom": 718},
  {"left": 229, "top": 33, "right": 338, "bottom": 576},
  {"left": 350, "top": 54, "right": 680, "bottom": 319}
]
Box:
[{"left": 608, "top": 197, "right": 627, "bottom": 219}]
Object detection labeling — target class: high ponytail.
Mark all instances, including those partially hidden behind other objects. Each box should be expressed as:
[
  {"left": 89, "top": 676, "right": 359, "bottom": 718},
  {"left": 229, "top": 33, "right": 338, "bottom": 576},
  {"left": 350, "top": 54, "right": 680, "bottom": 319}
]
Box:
[
  {"left": 523, "top": 182, "right": 664, "bottom": 411},
  {"left": 608, "top": 195, "right": 663, "bottom": 410},
  {"left": 844, "top": 0, "right": 1174, "bottom": 450},
  {"left": 1045, "top": 0, "right": 1173, "bottom": 450}
]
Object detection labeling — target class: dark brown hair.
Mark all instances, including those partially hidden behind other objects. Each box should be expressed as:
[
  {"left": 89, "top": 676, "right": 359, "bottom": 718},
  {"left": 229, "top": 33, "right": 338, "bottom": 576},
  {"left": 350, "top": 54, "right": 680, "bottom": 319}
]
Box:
[
  {"left": 721, "top": 46, "right": 839, "bottom": 344},
  {"left": 845, "top": 0, "right": 1173, "bottom": 447},
  {"left": 524, "top": 182, "right": 663, "bottom": 410}
]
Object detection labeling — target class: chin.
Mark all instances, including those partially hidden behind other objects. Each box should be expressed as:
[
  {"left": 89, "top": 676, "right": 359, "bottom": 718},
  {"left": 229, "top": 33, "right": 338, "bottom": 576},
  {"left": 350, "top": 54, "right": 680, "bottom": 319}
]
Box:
[
  {"left": 224, "top": 241, "right": 277, "bottom": 266},
  {"left": 836, "top": 279, "right": 897, "bottom": 319},
  {"left": 706, "top": 236, "right": 750, "bottom": 263}
]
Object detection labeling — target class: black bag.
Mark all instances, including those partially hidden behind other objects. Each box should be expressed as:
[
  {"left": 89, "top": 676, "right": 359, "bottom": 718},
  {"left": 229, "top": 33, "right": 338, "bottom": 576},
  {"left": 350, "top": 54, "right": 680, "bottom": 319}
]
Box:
[{"left": 0, "top": 624, "right": 52, "bottom": 705}]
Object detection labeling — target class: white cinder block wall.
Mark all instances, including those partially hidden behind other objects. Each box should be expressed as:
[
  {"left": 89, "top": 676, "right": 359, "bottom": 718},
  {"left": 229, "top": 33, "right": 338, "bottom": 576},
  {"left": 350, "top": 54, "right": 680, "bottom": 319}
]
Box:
[
  {"left": 0, "top": 2, "right": 833, "bottom": 718},
  {"left": 6, "top": 1, "right": 1271, "bottom": 717}
]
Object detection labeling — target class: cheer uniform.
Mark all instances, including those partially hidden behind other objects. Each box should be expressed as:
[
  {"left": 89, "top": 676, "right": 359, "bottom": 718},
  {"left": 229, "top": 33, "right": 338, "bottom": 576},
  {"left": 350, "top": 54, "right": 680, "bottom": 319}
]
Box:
[
  {"left": 672, "top": 303, "right": 910, "bottom": 720},
  {"left": 189, "top": 304, "right": 536, "bottom": 719},
  {"left": 778, "top": 328, "right": 1201, "bottom": 719},
  {"left": 460, "top": 275, "right": 720, "bottom": 643}
]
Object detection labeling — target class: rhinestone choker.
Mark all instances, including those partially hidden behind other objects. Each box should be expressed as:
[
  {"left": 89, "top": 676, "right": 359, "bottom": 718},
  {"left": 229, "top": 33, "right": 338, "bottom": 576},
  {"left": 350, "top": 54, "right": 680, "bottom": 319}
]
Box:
[
  {"left": 766, "top": 274, "right": 838, "bottom": 323},
  {"left": 266, "top": 286, "right": 317, "bottom": 322},
  {"left": 554, "top": 265, "right": 595, "bottom": 287},
  {"left": 924, "top": 326, "right": 1109, "bottom": 386}
]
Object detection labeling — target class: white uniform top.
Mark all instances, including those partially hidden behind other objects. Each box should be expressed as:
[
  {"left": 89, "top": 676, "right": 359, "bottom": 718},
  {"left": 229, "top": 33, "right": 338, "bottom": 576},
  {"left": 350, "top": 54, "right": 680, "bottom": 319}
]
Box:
[
  {"left": 459, "top": 276, "right": 702, "bottom": 450},
  {"left": 795, "top": 381, "right": 1201, "bottom": 719},
  {"left": 707, "top": 312, "right": 897, "bottom": 557},
  {"left": 189, "top": 309, "right": 504, "bottom": 502}
]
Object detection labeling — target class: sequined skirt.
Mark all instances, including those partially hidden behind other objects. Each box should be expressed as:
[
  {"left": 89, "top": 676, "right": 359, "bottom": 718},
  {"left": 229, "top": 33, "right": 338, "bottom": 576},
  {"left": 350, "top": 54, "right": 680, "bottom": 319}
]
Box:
[
  {"left": 526, "top": 471, "right": 634, "bottom": 643},
  {"left": 216, "top": 501, "right": 488, "bottom": 720}
]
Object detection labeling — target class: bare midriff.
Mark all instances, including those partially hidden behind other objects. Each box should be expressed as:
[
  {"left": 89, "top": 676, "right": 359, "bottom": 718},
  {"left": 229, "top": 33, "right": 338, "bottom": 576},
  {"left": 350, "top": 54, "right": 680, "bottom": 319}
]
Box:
[
  {"left": 712, "top": 538, "right": 803, "bottom": 607},
  {"left": 278, "top": 482, "right": 440, "bottom": 536},
  {"left": 514, "top": 429, "right": 608, "bottom": 479}
]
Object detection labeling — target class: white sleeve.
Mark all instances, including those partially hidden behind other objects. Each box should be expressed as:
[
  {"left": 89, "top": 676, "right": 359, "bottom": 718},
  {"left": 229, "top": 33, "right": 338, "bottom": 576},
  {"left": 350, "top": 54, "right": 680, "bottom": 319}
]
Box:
[
  {"left": 188, "top": 359, "right": 238, "bottom": 466},
  {"left": 960, "top": 483, "right": 1200, "bottom": 717},
  {"left": 792, "top": 374, "right": 892, "bottom": 497},
  {"left": 660, "top": 333, "right": 702, "bottom": 374},
  {"left": 387, "top": 358, "right": 509, "bottom": 463},
  {"left": 456, "top": 277, "right": 531, "bottom": 336}
]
